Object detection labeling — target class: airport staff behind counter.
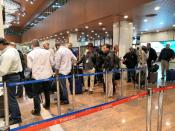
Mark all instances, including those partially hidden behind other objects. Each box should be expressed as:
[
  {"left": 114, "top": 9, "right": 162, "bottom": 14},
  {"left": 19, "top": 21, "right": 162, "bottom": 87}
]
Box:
[{"left": 0, "top": 38, "right": 22, "bottom": 125}]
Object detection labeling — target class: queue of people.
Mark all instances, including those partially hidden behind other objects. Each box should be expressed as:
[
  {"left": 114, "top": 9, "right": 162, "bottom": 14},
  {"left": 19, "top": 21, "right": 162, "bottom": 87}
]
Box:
[{"left": 0, "top": 36, "right": 175, "bottom": 125}]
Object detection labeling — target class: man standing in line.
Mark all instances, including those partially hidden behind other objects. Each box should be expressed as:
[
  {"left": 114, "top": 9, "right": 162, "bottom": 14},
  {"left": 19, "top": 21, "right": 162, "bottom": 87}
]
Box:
[
  {"left": 27, "top": 39, "right": 54, "bottom": 115},
  {"left": 0, "top": 38, "right": 22, "bottom": 125},
  {"left": 147, "top": 43, "right": 157, "bottom": 79},
  {"left": 159, "top": 44, "right": 175, "bottom": 80},
  {"left": 78, "top": 43, "right": 96, "bottom": 94},
  {"left": 101, "top": 44, "right": 115, "bottom": 98},
  {"left": 55, "top": 43, "right": 77, "bottom": 104}
]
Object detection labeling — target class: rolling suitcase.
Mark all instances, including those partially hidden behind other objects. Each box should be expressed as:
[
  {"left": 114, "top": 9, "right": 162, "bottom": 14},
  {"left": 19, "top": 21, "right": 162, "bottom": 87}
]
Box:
[
  {"left": 69, "top": 77, "right": 83, "bottom": 94},
  {"left": 148, "top": 72, "right": 158, "bottom": 83},
  {"left": 166, "top": 69, "right": 175, "bottom": 81}
]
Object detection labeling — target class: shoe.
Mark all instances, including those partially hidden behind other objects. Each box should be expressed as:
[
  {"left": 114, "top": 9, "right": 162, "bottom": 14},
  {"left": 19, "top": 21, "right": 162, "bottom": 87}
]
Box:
[
  {"left": 84, "top": 89, "right": 88, "bottom": 92},
  {"left": 9, "top": 118, "right": 22, "bottom": 125},
  {"left": 60, "top": 101, "right": 69, "bottom": 105},
  {"left": 161, "top": 77, "right": 164, "bottom": 80},
  {"left": 89, "top": 91, "right": 93, "bottom": 94},
  {"left": 31, "top": 110, "right": 40, "bottom": 116},
  {"left": 43, "top": 104, "right": 50, "bottom": 110}
]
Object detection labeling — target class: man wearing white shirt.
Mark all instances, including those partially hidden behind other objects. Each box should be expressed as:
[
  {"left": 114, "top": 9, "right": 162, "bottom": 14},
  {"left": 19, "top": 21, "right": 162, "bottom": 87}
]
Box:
[
  {"left": 27, "top": 39, "right": 54, "bottom": 115},
  {"left": 0, "top": 38, "right": 22, "bottom": 125},
  {"left": 55, "top": 44, "right": 77, "bottom": 104}
]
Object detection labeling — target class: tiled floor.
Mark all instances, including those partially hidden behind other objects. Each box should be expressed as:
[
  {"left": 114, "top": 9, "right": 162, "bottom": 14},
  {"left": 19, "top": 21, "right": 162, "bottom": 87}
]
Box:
[{"left": 1, "top": 64, "right": 175, "bottom": 131}]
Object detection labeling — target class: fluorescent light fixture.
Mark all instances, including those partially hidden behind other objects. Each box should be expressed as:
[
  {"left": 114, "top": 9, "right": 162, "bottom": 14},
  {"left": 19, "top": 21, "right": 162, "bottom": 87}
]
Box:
[
  {"left": 124, "top": 15, "right": 128, "bottom": 19},
  {"left": 154, "top": 6, "right": 160, "bottom": 11}
]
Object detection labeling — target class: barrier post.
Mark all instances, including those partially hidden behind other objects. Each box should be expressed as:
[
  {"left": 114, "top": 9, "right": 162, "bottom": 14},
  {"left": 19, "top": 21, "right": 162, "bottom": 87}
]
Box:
[
  {"left": 120, "top": 69, "right": 123, "bottom": 97},
  {"left": 72, "top": 73, "right": 76, "bottom": 110},
  {"left": 56, "top": 76, "right": 61, "bottom": 115},
  {"left": 105, "top": 70, "right": 108, "bottom": 102},
  {"left": 138, "top": 67, "right": 141, "bottom": 90},
  {"left": 4, "top": 82, "right": 9, "bottom": 129},
  {"left": 157, "top": 86, "right": 164, "bottom": 131},
  {"left": 145, "top": 67, "right": 147, "bottom": 89},
  {"left": 146, "top": 88, "right": 153, "bottom": 131}
]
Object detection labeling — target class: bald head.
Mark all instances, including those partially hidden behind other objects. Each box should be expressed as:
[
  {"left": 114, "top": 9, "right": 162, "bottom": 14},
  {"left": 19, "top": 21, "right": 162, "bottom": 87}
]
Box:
[{"left": 43, "top": 43, "right": 50, "bottom": 50}]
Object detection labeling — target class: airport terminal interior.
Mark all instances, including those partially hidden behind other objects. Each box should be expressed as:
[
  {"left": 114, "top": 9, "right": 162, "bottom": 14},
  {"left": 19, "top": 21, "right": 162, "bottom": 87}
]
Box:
[{"left": 0, "top": 0, "right": 175, "bottom": 131}]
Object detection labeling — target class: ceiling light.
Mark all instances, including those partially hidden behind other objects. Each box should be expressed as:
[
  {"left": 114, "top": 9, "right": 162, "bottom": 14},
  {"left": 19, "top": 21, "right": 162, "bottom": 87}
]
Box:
[
  {"left": 75, "top": 28, "right": 78, "bottom": 32},
  {"left": 160, "top": 22, "right": 164, "bottom": 25},
  {"left": 133, "top": 27, "right": 136, "bottom": 30},
  {"left": 165, "top": 121, "right": 171, "bottom": 126},
  {"left": 91, "top": 30, "right": 94, "bottom": 33},
  {"left": 66, "top": 31, "right": 70, "bottom": 34},
  {"left": 102, "top": 27, "right": 106, "bottom": 31},
  {"left": 81, "top": 32, "right": 85, "bottom": 35},
  {"left": 98, "top": 22, "right": 103, "bottom": 26},
  {"left": 60, "top": 33, "right": 63, "bottom": 35},
  {"left": 55, "top": 34, "right": 57, "bottom": 37},
  {"left": 86, "top": 34, "right": 89, "bottom": 37},
  {"left": 154, "top": 6, "right": 160, "bottom": 11},
  {"left": 46, "top": 37, "right": 49, "bottom": 39},
  {"left": 129, "top": 22, "right": 132, "bottom": 25},
  {"left": 85, "top": 26, "right": 89, "bottom": 29},
  {"left": 144, "top": 19, "right": 148, "bottom": 22},
  {"left": 105, "top": 31, "right": 108, "bottom": 34},
  {"left": 124, "top": 15, "right": 128, "bottom": 19},
  {"left": 172, "top": 24, "right": 175, "bottom": 27},
  {"left": 95, "top": 33, "right": 98, "bottom": 36},
  {"left": 98, "top": 35, "right": 100, "bottom": 38}
]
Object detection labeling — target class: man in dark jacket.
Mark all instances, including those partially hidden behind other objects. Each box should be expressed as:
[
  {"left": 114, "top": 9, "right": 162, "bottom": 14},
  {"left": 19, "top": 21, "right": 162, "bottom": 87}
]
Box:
[
  {"left": 147, "top": 43, "right": 157, "bottom": 79},
  {"left": 159, "top": 44, "right": 175, "bottom": 79},
  {"left": 123, "top": 47, "right": 138, "bottom": 82},
  {"left": 101, "top": 44, "right": 115, "bottom": 97}
]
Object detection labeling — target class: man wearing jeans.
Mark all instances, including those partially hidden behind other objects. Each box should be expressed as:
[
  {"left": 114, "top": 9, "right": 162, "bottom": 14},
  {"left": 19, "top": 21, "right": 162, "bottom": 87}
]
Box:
[
  {"left": 0, "top": 38, "right": 22, "bottom": 125},
  {"left": 55, "top": 44, "right": 77, "bottom": 104}
]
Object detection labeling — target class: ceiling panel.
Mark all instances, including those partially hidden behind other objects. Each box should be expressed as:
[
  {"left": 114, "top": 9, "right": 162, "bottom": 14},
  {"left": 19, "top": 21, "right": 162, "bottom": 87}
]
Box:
[{"left": 12, "top": 0, "right": 48, "bottom": 28}]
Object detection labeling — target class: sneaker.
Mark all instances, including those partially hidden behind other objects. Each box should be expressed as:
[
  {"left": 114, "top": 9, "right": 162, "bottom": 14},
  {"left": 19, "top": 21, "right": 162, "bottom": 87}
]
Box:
[
  {"left": 43, "top": 104, "right": 50, "bottom": 110},
  {"left": 60, "top": 101, "right": 69, "bottom": 105},
  {"left": 31, "top": 110, "right": 40, "bottom": 116},
  {"left": 89, "top": 91, "right": 93, "bottom": 94},
  {"left": 9, "top": 118, "right": 22, "bottom": 125}
]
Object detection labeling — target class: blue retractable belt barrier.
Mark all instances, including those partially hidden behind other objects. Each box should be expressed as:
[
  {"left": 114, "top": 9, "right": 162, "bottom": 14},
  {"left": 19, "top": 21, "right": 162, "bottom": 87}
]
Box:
[{"left": 0, "top": 67, "right": 144, "bottom": 88}]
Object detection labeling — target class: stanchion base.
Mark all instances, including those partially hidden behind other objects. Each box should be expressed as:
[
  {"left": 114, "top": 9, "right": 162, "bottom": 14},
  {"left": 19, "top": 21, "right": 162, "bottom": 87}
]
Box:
[
  {"left": 67, "top": 108, "right": 75, "bottom": 113},
  {"left": 0, "top": 126, "right": 9, "bottom": 131}
]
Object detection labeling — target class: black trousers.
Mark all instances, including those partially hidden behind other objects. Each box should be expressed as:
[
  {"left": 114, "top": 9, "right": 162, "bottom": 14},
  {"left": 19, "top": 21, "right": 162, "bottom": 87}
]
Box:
[{"left": 32, "top": 80, "right": 50, "bottom": 112}]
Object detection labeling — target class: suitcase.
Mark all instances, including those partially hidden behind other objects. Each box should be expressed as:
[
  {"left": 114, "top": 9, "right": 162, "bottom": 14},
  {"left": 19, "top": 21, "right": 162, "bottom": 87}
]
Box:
[
  {"left": 69, "top": 77, "right": 83, "bottom": 94},
  {"left": 166, "top": 69, "right": 175, "bottom": 81},
  {"left": 148, "top": 72, "right": 158, "bottom": 83}
]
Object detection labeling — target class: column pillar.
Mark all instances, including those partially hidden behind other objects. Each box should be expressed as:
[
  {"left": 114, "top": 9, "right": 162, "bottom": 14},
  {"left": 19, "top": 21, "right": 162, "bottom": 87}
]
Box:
[
  {"left": 113, "top": 21, "right": 133, "bottom": 58},
  {"left": 0, "top": 0, "right": 4, "bottom": 38},
  {"left": 69, "top": 33, "right": 79, "bottom": 47}
]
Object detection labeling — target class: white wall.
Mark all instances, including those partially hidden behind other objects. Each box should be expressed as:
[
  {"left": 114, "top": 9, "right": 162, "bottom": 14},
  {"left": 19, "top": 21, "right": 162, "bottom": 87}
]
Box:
[{"left": 140, "top": 30, "right": 175, "bottom": 43}]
